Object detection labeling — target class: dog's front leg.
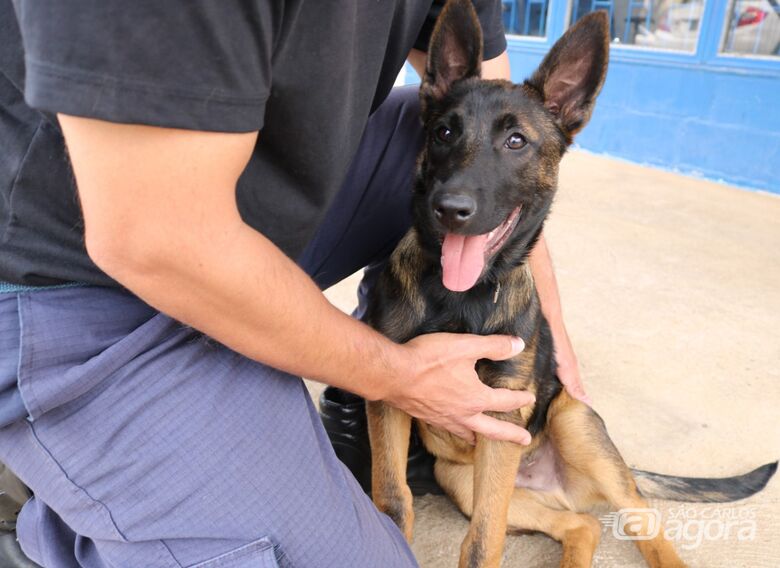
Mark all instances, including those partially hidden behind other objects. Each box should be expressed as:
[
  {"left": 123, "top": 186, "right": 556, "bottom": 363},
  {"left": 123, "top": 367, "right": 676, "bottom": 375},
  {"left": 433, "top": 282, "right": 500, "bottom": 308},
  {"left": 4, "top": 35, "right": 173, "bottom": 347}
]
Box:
[
  {"left": 366, "top": 400, "right": 415, "bottom": 541},
  {"left": 460, "top": 435, "right": 525, "bottom": 568}
]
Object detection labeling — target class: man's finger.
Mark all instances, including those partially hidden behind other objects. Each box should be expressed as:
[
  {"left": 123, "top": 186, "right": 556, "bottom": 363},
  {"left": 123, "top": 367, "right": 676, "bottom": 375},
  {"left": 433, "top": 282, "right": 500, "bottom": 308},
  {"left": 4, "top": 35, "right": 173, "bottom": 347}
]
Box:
[
  {"left": 564, "top": 382, "right": 592, "bottom": 406},
  {"left": 464, "top": 413, "right": 532, "bottom": 445},
  {"left": 460, "top": 334, "right": 524, "bottom": 361},
  {"left": 481, "top": 387, "right": 535, "bottom": 413}
]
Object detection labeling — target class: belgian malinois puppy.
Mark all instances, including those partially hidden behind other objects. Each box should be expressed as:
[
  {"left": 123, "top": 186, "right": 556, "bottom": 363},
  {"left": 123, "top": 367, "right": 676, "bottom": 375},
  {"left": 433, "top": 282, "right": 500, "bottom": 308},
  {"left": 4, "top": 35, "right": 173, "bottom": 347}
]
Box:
[{"left": 365, "top": 2, "right": 777, "bottom": 567}]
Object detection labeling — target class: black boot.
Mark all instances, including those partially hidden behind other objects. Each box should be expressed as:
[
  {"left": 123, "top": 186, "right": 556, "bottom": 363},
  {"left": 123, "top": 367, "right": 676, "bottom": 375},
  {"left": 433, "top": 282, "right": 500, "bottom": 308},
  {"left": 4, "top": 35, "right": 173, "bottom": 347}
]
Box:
[
  {"left": 319, "top": 387, "right": 443, "bottom": 496},
  {"left": 0, "top": 463, "right": 40, "bottom": 567}
]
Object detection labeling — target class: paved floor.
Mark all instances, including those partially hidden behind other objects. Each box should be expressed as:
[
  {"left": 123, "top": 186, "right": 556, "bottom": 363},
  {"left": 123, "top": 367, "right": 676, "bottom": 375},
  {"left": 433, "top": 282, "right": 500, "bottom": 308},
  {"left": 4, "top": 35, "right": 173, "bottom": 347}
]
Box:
[{"left": 310, "top": 151, "right": 780, "bottom": 567}]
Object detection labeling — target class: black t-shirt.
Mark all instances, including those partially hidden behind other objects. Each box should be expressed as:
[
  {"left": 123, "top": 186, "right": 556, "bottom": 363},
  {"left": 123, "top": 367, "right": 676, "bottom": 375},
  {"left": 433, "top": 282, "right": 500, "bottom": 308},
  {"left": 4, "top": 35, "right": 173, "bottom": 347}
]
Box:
[{"left": 0, "top": 0, "right": 506, "bottom": 287}]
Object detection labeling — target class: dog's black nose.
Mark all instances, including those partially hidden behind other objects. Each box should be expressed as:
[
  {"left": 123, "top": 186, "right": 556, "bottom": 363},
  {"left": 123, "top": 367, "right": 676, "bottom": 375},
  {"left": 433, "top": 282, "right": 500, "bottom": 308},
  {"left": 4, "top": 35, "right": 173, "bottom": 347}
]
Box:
[{"left": 433, "top": 193, "right": 477, "bottom": 230}]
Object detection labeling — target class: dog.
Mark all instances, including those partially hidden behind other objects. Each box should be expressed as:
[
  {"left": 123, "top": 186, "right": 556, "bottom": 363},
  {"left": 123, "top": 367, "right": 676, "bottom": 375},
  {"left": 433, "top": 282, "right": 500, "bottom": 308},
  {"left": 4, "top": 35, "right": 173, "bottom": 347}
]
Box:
[{"left": 364, "top": 2, "right": 777, "bottom": 567}]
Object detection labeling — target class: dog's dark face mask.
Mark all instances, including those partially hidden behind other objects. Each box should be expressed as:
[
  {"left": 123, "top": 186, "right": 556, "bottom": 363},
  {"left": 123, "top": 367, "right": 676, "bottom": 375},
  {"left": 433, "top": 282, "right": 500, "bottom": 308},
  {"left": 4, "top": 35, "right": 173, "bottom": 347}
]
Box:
[{"left": 412, "top": 1, "right": 609, "bottom": 292}]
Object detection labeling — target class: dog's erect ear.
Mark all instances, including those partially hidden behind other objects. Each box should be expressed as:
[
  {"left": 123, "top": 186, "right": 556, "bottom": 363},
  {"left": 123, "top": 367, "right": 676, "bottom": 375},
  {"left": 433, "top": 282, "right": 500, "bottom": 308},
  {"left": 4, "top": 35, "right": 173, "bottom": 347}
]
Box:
[
  {"left": 526, "top": 11, "right": 609, "bottom": 140},
  {"left": 421, "top": 0, "right": 483, "bottom": 109}
]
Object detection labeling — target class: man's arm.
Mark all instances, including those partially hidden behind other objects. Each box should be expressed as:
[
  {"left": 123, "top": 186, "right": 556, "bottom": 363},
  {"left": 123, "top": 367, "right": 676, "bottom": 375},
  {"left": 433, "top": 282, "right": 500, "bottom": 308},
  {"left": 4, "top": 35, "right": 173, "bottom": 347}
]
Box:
[
  {"left": 527, "top": 236, "right": 590, "bottom": 404},
  {"left": 408, "top": 49, "right": 590, "bottom": 404},
  {"left": 59, "top": 115, "right": 536, "bottom": 445},
  {"left": 407, "top": 47, "right": 511, "bottom": 85}
]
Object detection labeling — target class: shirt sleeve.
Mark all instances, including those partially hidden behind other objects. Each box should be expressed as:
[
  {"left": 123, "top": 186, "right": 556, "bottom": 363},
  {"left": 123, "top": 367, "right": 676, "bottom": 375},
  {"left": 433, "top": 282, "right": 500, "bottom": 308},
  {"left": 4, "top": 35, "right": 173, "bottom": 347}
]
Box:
[
  {"left": 474, "top": 0, "right": 508, "bottom": 60},
  {"left": 11, "top": 0, "right": 275, "bottom": 132},
  {"left": 414, "top": 0, "right": 507, "bottom": 60}
]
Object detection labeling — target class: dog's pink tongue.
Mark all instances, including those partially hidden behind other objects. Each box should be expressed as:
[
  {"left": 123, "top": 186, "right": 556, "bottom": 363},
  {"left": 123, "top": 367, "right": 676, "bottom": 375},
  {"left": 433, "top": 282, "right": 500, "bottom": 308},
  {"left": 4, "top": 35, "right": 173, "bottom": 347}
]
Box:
[{"left": 441, "top": 232, "right": 490, "bottom": 292}]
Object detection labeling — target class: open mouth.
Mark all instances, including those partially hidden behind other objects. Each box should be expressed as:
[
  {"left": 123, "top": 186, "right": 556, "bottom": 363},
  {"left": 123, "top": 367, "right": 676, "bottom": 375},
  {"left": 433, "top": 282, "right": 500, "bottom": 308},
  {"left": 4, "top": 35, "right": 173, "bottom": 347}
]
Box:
[{"left": 440, "top": 206, "right": 522, "bottom": 292}]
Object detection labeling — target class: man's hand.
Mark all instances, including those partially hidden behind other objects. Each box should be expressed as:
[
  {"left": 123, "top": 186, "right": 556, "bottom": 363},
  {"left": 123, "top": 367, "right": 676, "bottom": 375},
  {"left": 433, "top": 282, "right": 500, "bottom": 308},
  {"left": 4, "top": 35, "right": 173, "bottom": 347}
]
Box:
[{"left": 388, "top": 333, "right": 535, "bottom": 446}]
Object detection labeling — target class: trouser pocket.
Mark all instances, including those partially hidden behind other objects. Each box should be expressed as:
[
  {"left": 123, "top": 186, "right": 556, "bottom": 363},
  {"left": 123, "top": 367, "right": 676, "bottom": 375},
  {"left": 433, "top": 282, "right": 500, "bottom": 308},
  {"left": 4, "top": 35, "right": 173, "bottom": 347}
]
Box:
[{"left": 189, "top": 537, "right": 282, "bottom": 568}]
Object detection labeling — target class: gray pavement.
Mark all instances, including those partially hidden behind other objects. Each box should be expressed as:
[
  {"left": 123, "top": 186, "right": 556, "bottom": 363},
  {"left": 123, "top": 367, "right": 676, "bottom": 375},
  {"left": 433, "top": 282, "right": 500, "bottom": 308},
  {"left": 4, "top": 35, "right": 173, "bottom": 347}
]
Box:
[{"left": 310, "top": 150, "right": 780, "bottom": 567}]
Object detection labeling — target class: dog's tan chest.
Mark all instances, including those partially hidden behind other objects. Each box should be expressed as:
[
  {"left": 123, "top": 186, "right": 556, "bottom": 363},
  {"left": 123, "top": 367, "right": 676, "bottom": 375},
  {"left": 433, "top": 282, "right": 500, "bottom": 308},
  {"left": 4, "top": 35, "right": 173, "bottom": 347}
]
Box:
[{"left": 416, "top": 420, "right": 476, "bottom": 464}]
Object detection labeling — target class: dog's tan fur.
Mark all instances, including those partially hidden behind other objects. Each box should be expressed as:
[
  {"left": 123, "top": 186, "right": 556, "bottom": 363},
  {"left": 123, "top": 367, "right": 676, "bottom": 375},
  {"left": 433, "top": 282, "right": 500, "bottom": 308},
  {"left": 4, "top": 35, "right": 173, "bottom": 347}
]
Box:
[{"left": 367, "top": 254, "right": 687, "bottom": 568}]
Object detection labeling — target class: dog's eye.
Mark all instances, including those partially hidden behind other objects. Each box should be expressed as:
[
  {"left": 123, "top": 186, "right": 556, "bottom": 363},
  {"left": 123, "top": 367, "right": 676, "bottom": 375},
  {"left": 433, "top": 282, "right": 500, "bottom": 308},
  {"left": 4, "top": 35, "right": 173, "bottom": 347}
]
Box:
[
  {"left": 504, "top": 132, "right": 526, "bottom": 150},
  {"left": 435, "top": 126, "right": 453, "bottom": 143}
]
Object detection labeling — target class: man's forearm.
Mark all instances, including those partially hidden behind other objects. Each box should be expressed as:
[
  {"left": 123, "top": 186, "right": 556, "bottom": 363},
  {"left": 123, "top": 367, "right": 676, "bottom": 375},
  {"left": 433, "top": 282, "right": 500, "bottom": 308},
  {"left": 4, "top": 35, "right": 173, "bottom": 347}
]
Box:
[
  {"left": 61, "top": 116, "right": 403, "bottom": 402},
  {"left": 98, "top": 214, "right": 405, "bottom": 402},
  {"left": 408, "top": 47, "right": 511, "bottom": 82},
  {"left": 528, "top": 235, "right": 567, "bottom": 339},
  {"left": 528, "top": 234, "right": 589, "bottom": 402}
]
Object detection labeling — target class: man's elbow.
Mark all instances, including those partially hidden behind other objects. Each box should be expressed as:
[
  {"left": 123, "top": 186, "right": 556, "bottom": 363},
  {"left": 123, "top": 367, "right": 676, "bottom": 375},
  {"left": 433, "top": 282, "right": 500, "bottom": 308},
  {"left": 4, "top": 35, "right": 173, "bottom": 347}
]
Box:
[{"left": 84, "top": 221, "right": 165, "bottom": 282}]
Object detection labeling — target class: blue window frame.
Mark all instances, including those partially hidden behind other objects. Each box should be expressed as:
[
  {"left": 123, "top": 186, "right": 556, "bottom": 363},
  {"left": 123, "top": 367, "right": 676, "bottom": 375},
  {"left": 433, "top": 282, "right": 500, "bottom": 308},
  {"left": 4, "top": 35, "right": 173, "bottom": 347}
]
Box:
[
  {"left": 505, "top": 0, "right": 780, "bottom": 74},
  {"left": 571, "top": 0, "right": 707, "bottom": 52},
  {"left": 503, "top": 0, "right": 551, "bottom": 37},
  {"left": 502, "top": 0, "right": 779, "bottom": 194},
  {"left": 721, "top": 0, "right": 780, "bottom": 56}
]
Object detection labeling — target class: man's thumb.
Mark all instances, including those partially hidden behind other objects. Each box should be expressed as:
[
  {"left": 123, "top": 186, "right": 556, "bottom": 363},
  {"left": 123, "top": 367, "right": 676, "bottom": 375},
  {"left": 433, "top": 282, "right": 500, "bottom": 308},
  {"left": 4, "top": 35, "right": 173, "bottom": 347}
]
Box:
[{"left": 465, "top": 334, "right": 525, "bottom": 361}]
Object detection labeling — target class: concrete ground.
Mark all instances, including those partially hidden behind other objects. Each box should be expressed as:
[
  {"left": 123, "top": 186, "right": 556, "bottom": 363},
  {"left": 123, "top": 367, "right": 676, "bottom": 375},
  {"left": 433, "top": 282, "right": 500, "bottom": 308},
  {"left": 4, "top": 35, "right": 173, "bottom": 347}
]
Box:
[{"left": 308, "top": 151, "right": 780, "bottom": 567}]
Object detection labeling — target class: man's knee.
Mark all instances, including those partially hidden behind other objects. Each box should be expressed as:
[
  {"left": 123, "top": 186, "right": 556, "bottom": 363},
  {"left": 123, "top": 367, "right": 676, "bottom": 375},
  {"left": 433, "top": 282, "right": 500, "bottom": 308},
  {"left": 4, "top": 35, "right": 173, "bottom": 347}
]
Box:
[{"left": 380, "top": 85, "right": 423, "bottom": 145}]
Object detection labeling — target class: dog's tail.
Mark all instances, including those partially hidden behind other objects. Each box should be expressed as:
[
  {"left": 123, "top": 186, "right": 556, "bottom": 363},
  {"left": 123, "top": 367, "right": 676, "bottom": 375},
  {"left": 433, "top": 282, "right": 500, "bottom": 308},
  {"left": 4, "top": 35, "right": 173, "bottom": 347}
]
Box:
[{"left": 631, "top": 461, "right": 777, "bottom": 502}]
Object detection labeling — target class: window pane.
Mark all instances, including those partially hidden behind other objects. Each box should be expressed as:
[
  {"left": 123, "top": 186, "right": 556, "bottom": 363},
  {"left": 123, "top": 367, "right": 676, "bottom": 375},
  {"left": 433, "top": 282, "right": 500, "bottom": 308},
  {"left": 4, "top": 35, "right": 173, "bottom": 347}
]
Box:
[
  {"left": 503, "top": 0, "right": 550, "bottom": 37},
  {"left": 570, "top": 0, "right": 706, "bottom": 52},
  {"left": 721, "top": 0, "right": 780, "bottom": 56}
]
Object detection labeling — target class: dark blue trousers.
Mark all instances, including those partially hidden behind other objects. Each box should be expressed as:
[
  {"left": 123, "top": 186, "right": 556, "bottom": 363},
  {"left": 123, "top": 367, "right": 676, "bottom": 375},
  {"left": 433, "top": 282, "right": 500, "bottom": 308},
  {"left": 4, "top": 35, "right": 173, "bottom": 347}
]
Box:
[{"left": 0, "top": 85, "right": 423, "bottom": 568}]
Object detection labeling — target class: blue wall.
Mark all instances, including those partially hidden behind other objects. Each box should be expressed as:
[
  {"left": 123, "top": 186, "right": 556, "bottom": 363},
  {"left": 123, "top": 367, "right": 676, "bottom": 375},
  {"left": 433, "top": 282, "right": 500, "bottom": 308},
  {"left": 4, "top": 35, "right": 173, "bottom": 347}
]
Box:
[
  {"left": 428, "top": 0, "right": 780, "bottom": 194},
  {"left": 506, "top": 43, "right": 780, "bottom": 194}
]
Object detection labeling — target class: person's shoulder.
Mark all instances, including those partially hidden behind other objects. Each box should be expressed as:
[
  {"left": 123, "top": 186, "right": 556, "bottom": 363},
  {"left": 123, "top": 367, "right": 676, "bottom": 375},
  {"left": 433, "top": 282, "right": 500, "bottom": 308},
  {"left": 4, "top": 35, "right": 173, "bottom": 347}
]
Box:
[{"left": 15, "top": 2, "right": 273, "bottom": 132}]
